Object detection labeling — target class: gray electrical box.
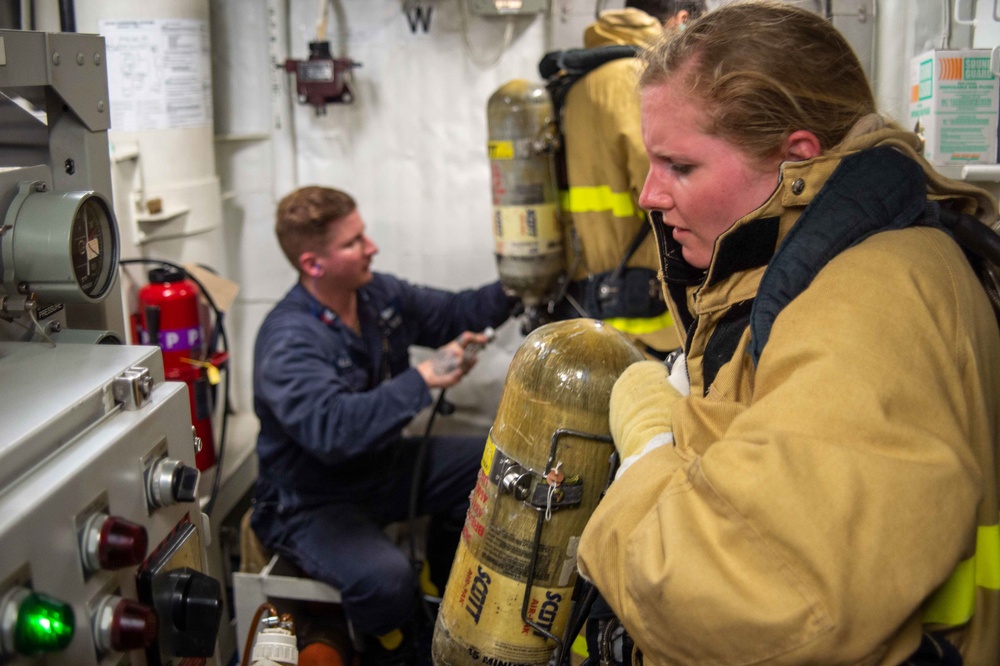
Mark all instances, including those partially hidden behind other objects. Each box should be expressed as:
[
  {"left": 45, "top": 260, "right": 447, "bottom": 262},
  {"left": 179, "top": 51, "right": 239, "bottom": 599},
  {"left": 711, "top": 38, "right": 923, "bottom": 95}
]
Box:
[{"left": 467, "top": 0, "right": 548, "bottom": 15}]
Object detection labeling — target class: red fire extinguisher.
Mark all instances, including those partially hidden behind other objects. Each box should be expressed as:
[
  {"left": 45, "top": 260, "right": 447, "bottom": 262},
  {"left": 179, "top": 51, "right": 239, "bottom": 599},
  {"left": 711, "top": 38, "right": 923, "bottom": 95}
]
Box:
[{"left": 137, "top": 267, "right": 217, "bottom": 471}]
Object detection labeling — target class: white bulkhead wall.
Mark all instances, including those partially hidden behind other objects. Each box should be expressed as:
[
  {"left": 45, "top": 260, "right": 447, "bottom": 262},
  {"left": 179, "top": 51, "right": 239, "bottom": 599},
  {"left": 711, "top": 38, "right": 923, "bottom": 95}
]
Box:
[{"left": 212, "top": 0, "right": 564, "bottom": 428}]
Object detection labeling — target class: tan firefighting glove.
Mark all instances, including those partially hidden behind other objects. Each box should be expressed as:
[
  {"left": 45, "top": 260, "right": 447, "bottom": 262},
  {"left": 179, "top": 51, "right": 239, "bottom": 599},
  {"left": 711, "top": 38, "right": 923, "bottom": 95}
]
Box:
[{"left": 609, "top": 357, "right": 686, "bottom": 478}]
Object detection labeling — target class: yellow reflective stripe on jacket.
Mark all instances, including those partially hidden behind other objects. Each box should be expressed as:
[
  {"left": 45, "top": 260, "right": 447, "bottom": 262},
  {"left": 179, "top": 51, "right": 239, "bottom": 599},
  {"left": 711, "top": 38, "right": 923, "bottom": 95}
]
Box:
[
  {"left": 561, "top": 186, "right": 637, "bottom": 218},
  {"left": 604, "top": 310, "right": 674, "bottom": 335},
  {"left": 923, "top": 520, "right": 1000, "bottom": 626}
]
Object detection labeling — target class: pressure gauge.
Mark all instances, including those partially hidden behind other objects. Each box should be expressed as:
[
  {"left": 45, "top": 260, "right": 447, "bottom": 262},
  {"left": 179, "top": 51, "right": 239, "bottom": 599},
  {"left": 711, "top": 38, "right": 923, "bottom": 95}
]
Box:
[{"left": 1, "top": 181, "right": 120, "bottom": 303}]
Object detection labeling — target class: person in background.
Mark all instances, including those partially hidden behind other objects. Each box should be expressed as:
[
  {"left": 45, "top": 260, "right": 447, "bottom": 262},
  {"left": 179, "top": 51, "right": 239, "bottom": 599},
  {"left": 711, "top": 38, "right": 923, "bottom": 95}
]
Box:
[
  {"left": 578, "top": 2, "right": 1000, "bottom": 664},
  {"left": 250, "top": 186, "right": 515, "bottom": 664},
  {"left": 554, "top": 0, "right": 704, "bottom": 357}
]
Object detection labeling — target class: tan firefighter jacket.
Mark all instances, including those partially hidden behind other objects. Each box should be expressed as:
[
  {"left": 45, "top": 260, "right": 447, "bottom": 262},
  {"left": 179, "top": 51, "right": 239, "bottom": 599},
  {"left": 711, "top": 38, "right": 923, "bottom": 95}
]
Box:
[
  {"left": 578, "top": 122, "right": 1000, "bottom": 664},
  {"left": 560, "top": 9, "right": 678, "bottom": 352}
]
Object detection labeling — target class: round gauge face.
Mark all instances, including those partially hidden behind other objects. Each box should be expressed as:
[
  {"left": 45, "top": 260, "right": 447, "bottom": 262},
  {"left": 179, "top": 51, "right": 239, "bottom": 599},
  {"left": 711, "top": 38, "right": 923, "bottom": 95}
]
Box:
[{"left": 70, "top": 196, "right": 116, "bottom": 298}]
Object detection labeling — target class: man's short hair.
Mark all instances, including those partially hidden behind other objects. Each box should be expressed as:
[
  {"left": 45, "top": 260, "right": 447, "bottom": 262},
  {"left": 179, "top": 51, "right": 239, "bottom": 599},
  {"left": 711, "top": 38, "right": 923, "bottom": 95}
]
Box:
[
  {"left": 626, "top": 0, "right": 705, "bottom": 22},
  {"left": 275, "top": 186, "right": 357, "bottom": 270}
]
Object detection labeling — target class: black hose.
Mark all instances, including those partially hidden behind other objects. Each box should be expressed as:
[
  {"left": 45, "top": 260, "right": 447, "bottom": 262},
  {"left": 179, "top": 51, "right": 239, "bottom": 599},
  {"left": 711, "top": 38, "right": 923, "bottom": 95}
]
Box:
[
  {"left": 407, "top": 387, "right": 450, "bottom": 626},
  {"left": 192, "top": 263, "right": 233, "bottom": 518},
  {"left": 938, "top": 207, "right": 1000, "bottom": 267},
  {"left": 58, "top": 0, "right": 75, "bottom": 32}
]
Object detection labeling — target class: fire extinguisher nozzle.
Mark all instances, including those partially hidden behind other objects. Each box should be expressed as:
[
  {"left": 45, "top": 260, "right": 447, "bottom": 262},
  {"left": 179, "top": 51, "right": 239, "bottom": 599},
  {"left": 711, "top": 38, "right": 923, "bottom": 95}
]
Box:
[{"left": 145, "top": 305, "right": 161, "bottom": 345}]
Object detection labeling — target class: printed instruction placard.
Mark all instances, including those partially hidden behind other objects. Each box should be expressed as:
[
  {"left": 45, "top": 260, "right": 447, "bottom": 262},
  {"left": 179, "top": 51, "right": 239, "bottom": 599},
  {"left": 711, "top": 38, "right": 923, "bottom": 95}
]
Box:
[{"left": 100, "top": 18, "right": 213, "bottom": 132}]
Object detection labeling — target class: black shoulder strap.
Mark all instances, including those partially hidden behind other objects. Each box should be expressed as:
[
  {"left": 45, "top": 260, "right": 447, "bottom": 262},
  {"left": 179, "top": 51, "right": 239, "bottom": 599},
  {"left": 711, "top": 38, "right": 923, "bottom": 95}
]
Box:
[
  {"left": 538, "top": 45, "right": 639, "bottom": 116},
  {"left": 606, "top": 220, "right": 650, "bottom": 287},
  {"left": 749, "top": 146, "right": 1000, "bottom": 366},
  {"left": 749, "top": 146, "right": 928, "bottom": 366}
]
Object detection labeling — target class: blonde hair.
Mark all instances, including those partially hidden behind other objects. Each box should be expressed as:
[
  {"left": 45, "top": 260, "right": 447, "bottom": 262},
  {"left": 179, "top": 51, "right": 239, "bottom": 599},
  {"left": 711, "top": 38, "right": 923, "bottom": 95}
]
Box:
[
  {"left": 638, "top": 0, "right": 875, "bottom": 162},
  {"left": 275, "top": 186, "right": 356, "bottom": 270}
]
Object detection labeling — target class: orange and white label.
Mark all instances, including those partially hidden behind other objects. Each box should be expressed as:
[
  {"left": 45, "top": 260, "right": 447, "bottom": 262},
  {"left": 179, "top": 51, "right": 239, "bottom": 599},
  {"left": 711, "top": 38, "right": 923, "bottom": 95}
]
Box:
[{"left": 939, "top": 57, "right": 963, "bottom": 80}]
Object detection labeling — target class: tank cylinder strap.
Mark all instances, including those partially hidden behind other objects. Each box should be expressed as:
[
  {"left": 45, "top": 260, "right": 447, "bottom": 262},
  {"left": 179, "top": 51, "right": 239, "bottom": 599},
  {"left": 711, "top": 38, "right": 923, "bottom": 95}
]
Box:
[{"left": 528, "top": 478, "right": 583, "bottom": 510}]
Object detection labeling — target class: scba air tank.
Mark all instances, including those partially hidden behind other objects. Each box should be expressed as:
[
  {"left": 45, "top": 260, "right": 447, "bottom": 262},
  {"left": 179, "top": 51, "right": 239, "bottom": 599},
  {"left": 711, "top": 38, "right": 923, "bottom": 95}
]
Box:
[
  {"left": 487, "top": 80, "right": 565, "bottom": 309},
  {"left": 432, "top": 319, "right": 643, "bottom": 666}
]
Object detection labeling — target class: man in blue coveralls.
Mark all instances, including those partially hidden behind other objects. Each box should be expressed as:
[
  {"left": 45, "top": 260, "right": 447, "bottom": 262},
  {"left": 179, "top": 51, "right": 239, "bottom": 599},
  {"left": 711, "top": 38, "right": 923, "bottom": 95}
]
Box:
[{"left": 250, "top": 186, "right": 515, "bottom": 664}]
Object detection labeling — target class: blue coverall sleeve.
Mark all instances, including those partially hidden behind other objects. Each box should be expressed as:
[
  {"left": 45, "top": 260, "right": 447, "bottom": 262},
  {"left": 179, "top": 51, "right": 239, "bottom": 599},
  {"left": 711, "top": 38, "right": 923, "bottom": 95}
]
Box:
[
  {"left": 396, "top": 279, "right": 513, "bottom": 349},
  {"left": 255, "top": 321, "right": 432, "bottom": 465}
]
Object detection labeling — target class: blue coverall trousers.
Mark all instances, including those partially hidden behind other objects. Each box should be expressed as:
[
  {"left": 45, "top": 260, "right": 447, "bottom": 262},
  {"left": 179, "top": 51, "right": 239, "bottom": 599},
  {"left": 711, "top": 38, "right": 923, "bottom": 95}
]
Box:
[{"left": 251, "top": 435, "right": 481, "bottom": 636}]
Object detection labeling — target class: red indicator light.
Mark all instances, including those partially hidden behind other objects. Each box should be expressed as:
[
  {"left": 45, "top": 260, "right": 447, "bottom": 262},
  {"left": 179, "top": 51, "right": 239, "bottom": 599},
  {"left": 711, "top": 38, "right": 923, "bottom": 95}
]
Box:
[
  {"left": 111, "top": 598, "right": 157, "bottom": 652},
  {"left": 82, "top": 514, "right": 148, "bottom": 572},
  {"left": 93, "top": 596, "right": 157, "bottom": 654},
  {"left": 100, "top": 517, "right": 148, "bottom": 570}
]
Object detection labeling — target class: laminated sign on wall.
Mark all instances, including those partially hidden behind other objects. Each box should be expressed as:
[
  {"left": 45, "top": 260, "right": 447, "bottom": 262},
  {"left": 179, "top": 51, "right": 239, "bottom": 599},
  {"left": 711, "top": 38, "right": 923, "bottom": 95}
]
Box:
[
  {"left": 910, "top": 49, "right": 1000, "bottom": 165},
  {"left": 100, "top": 18, "right": 213, "bottom": 133}
]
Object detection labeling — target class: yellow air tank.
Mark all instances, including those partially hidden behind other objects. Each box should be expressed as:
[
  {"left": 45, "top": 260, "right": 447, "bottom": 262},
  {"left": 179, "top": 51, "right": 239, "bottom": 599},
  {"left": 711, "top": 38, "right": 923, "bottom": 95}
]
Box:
[
  {"left": 432, "top": 319, "right": 644, "bottom": 666},
  {"left": 487, "top": 80, "right": 565, "bottom": 311}
]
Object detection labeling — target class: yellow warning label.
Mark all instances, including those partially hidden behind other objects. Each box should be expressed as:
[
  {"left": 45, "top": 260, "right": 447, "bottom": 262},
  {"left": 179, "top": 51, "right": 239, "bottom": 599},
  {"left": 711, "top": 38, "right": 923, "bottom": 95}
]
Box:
[
  {"left": 489, "top": 141, "right": 515, "bottom": 160},
  {"left": 481, "top": 435, "right": 497, "bottom": 477}
]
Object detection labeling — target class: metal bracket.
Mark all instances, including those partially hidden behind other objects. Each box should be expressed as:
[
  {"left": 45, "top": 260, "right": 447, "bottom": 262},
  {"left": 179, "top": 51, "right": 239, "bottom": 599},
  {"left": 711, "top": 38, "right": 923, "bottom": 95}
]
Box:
[
  {"left": 490, "top": 441, "right": 585, "bottom": 513},
  {"left": 112, "top": 366, "right": 153, "bottom": 410},
  {"left": 495, "top": 458, "right": 532, "bottom": 501},
  {"left": 518, "top": 427, "right": 613, "bottom": 650}
]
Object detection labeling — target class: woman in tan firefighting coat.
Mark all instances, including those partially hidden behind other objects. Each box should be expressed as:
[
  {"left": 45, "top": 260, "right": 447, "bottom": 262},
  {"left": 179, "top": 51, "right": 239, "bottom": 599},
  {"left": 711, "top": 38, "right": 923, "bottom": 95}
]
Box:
[{"left": 577, "top": 2, "right": 1000, "bottom": 664}]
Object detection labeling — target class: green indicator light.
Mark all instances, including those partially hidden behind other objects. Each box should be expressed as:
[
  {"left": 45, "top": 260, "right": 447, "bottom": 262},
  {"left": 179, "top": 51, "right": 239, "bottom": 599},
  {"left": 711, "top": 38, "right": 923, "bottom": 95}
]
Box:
[{"left": 14, "top": 592, "right": 75, "bottom": 655}]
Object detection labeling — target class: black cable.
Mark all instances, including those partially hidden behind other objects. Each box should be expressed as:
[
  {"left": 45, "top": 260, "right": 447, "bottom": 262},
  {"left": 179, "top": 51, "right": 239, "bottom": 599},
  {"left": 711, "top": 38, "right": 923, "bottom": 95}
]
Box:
[
  {"left": 938, "top": 207, "right": 1000, "bottom": 267},
  {"left": 203, "top": 337, "right": 230, "bottom": 517},
  {"left": 407, "top": 387, "right": 450, "bottom": 627},
  {"left": 58, "top": 0, "right": 75, "bottom": 32},
  {"left": 192, "top": 263, "right": 234, "bottom": 518},
  {"left": 119, "top": 258, "right": 230, "bottom": 516},
  {"left": 395, "top": 387, "right": 452, "bottom": 663}
]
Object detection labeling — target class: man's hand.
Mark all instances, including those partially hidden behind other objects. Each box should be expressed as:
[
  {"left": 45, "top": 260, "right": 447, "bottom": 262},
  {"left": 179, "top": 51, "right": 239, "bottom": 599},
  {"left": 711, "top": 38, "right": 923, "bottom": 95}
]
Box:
[{"left": 416, "top": 330, "right": 493, "bottom": 389}]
